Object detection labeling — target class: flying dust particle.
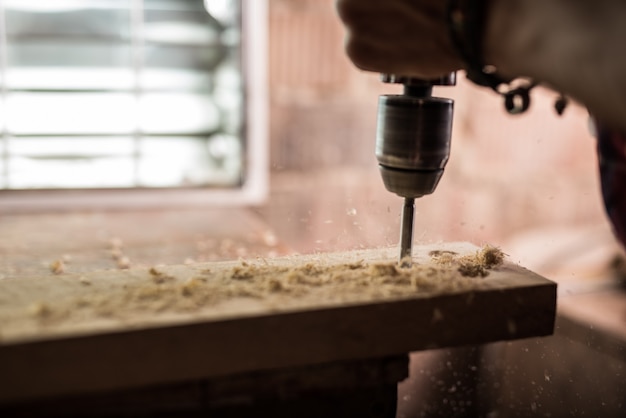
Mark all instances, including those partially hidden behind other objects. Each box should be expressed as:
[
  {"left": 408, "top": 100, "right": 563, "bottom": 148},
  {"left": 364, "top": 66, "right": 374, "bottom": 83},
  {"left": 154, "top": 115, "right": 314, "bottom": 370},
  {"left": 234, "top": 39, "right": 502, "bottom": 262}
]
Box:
[{"left": 50, "top": 259, "right": 66, "bottom": 275}]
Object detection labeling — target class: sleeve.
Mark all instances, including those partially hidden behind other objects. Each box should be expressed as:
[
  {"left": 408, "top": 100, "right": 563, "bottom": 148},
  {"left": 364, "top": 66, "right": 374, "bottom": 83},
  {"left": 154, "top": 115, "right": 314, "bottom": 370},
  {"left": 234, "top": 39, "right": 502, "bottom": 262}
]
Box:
[{"left": 597, "top": 123, "right": 626, "bottom": 248}]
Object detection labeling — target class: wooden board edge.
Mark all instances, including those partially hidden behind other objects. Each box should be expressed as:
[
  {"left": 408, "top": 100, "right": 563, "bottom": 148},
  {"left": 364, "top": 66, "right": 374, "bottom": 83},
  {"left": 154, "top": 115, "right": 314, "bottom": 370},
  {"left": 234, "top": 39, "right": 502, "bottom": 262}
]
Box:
[{"left": 0, "top": 280, "right": 557, "bottom": 404}]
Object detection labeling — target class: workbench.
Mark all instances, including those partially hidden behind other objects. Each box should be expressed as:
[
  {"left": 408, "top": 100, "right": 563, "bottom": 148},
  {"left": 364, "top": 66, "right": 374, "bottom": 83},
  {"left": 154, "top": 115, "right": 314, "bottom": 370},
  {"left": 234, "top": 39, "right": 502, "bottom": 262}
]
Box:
[{"left": 0, "top": 209, "right": 556, "bottom": 417}]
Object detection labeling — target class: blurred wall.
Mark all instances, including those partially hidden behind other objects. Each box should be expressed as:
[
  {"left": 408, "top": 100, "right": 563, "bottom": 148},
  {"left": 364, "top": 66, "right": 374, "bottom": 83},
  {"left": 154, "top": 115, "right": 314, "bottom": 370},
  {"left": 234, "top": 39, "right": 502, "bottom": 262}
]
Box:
[{"left": 264, "top": 0, "right": 610, "bottom": 254}]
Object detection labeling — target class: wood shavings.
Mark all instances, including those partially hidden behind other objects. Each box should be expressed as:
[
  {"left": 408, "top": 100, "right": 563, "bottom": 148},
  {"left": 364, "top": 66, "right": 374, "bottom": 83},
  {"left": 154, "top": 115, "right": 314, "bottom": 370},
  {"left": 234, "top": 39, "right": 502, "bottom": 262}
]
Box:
[
  {"left": 29, "top": 302, "right": 52, "bottom": 319},
  {"left": 471, "top": 244, "right": 506, "bottom": 268},
  {"left": 49, "top": 259, "right": 66, "bottom": 275},
  {"left": 24, "top": 245, "right": 506, "bottom": 328},
  {"left": 368, "top": 263, "right": 399, "bottom": 277},
  {"left": 149, "top": 267, "right": 175, "bottom": 284},
  {"left": 399, "top": 256, "right": 412, "bottom": 268},
  {"left": 180, "top": 278, "right": 207, "bottom": 297},
  {"left": 428, "top": 250, "right": 458, "bottom": 265},
  {"left": 108, "top": 237, "right": 131, "bottom": 269},
  {"left": 116, "top": 257, "right": 131, "bottom": 270},
  {"left": 430, "top": 245, "right": 505, "bottom": 278}
]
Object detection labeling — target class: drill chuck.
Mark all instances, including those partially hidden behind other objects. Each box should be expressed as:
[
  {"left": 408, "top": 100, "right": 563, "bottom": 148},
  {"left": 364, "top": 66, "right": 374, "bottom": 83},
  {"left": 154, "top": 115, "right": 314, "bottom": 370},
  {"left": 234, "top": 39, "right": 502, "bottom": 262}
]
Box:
[{"left": 376, "top": 95, "right": 453, "bottom": 198}]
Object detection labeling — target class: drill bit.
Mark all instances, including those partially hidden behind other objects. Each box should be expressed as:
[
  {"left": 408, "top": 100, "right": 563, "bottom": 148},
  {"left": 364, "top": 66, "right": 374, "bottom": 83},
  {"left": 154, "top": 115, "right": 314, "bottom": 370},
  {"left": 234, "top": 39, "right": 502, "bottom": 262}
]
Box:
[{"left": 399, "top": 197, "right": 415, "bottom": 267}]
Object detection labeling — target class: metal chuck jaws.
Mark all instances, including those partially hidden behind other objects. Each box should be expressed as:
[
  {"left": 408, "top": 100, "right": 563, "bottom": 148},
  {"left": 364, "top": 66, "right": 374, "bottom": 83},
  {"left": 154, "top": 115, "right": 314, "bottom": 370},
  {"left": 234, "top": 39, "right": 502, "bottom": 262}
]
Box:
[{"left": 376, "top": 74, "right": 456, "bottom": 265}]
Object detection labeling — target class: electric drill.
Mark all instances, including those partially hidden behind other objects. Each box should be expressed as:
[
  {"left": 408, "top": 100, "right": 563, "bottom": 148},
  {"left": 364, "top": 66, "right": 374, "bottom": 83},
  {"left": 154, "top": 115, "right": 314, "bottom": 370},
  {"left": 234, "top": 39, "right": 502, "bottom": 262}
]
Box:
[{"left": 376, "top": 74, "right": 456, "bottom": 265}]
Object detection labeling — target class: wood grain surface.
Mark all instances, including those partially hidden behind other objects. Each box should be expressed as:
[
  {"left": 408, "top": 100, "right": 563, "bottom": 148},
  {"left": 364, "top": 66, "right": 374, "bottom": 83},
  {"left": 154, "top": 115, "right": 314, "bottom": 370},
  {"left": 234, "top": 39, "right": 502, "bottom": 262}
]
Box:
[{"left": 0, "top": 243, "right": 556, "bottom": 404}]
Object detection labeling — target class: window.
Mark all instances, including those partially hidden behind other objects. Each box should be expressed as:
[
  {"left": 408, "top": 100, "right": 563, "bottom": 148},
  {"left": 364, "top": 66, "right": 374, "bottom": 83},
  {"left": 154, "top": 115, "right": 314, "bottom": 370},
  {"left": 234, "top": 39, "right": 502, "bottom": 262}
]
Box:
[{"left": 0, "top": 0, "right": 267, "bottom": 210}]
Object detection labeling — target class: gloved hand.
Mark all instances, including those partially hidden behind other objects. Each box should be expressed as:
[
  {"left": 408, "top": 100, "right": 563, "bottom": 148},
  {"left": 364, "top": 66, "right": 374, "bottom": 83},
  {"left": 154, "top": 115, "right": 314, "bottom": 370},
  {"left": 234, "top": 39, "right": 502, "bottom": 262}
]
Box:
[{"left": 335, "top": 0, "right": 464, "bottom": 78}]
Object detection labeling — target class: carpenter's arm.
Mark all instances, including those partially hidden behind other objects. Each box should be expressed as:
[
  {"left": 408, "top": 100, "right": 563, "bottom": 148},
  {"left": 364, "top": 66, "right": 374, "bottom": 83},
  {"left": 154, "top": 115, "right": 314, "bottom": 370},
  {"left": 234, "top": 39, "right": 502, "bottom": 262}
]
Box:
[
  {"left": 337, "top": 0, "right": 626, "bottom": 130},
  {"left": 486, "top": 0, "right": 626, "bottom": 130}
]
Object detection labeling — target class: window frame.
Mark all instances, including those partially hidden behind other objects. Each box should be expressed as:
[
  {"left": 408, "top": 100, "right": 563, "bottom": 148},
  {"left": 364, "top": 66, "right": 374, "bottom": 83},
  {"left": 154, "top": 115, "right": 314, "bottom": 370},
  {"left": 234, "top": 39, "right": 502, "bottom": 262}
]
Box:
[{"left": 0, "top": 0, "right": 268, "bottom": 212}]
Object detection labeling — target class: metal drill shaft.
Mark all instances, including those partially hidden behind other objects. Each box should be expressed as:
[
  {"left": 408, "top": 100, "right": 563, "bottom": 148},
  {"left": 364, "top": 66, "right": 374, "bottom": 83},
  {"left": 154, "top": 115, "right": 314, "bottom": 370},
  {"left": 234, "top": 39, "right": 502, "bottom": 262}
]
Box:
[{"left": 399, "top": 197, "right": 415, "bottom": 266}]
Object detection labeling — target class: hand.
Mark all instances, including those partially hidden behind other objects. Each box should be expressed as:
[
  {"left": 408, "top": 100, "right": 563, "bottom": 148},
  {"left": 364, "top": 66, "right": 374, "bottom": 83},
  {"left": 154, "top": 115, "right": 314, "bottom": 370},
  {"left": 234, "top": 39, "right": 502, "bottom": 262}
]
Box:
[{"left": 335, "top": 0, "right": 464, "bottom": 78}]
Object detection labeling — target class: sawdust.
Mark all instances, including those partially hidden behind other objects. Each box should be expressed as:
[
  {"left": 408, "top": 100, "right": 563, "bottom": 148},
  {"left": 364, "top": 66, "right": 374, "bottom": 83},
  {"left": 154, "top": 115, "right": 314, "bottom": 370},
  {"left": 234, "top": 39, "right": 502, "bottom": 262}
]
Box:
[
  {"left": 29, "top": 302, "right": 53, "bottom": 318},
  {"left": 430, "top": 245, "right": 505, "bottom": 278},
  {"left": 49, "top": 259, "right": 66, "bottom": 275},
  {"left": 29, "top": 245, "right": 505, "bottom": 327},
  {"left": 109, "top": 237, "right": 132, "bottom": 269}
]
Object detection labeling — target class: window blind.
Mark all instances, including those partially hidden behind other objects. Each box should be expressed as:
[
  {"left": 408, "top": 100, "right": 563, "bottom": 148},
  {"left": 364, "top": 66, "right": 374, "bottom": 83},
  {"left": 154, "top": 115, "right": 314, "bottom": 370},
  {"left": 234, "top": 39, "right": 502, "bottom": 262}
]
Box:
[{"left": 0, "top": 0, "right": 249, "bottom": 191}]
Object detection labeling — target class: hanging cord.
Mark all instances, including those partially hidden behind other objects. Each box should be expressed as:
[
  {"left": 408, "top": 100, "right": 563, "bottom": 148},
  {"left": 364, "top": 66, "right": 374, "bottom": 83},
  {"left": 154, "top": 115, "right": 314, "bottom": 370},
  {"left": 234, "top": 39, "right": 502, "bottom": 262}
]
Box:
[{"left": 446, "top": 0, "right": 568, "bottom": 115}]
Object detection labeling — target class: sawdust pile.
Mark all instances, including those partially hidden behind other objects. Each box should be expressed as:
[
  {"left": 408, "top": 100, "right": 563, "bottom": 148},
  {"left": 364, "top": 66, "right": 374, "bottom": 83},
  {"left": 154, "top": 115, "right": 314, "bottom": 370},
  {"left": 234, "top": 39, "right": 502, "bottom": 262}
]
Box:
[
  {"left": 430, "top": 244, "right": 505, "bottom": 277},
  {"left": 30, "top": 245, "right": 505, "bottom": 326}
]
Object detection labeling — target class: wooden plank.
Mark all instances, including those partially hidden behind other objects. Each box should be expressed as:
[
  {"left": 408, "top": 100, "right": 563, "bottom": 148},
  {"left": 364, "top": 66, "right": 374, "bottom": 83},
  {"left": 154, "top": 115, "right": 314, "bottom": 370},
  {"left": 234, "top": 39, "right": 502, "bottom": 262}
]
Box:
[{"left": 0, "top": 243, "right": 556, "bottom": 403}]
